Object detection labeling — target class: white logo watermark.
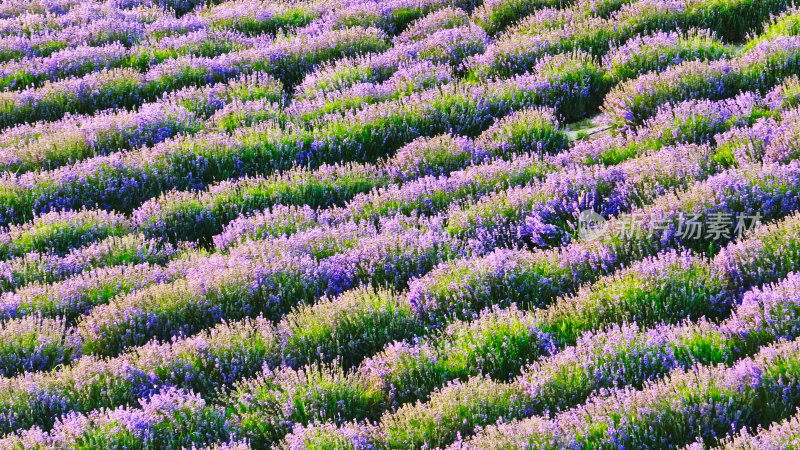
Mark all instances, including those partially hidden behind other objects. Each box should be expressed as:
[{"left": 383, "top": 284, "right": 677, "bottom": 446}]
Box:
[
  {"left": 577, "top": 209, "right": 608, "bottom": 241},
  {"left": 576, "top": 211, "right": 762, "bottom": 241}
]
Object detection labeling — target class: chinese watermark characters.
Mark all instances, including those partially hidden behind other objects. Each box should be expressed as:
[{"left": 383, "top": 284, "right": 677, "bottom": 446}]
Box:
[{"left": 577, "top": 211, "right": 762, "bottom": 241}]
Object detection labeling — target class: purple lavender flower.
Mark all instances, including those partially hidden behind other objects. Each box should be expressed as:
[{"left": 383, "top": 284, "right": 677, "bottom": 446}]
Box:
[
  {"left": 0, "top": 209, "right": 131, "bottom": 260},
  {"left": 393, "top": 7, "right": 469, "bottom": 45},
  {"left": 602, "top": 29, "right": 731, "bottom": 80},
  {"left": 280, "top": 420, "right": 376, "bottom": 450},
  {"left": 721, "top": 408, "right": 800, "bottom": 449},
  {"left": 0, "top": 315, "right": 80, "bottom": 376}
]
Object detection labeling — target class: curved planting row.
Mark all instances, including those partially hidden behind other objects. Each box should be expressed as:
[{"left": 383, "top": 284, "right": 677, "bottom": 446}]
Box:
[
  {"left": 455, "top": 333, "right": 800, "bottom": 449},
  {"left": 292, "top": 22, "right": 489, "bottom": 101},
  {"left": 468, "top": 0, "right": 790, "bottom": 80},
  {"left": 0, "top": 71, "right": 284, "bottom": 174},
  {"left": 0, "top": 30, "right": 253, "bottom": 91},
  {"left": 0, "top": 10, "right": 158, "bottom": 63},
  {"left": 605, "top": 34, "right": 800, "bottom": 131},
  {"left": 0, "top": 233, "right": 183, "bottom": 294},
  {"left": 712, "top": 408, "right": 800, "bottom": 449},
  {"left": 0, "top": 209, "right": 131, "bottom": 261}
]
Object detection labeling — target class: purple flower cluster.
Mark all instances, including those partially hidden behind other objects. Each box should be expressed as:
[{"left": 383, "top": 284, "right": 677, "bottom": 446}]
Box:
[
  {"left": 602, "top": 29, "right": 731, "bottom": 80},
  {"left": 208, "top": 98, "right": 283, "bottom": 132},
  {"left": 288, "top": 60, "right": 454, "bottom": 123},
  {"left": 0, "top": 316, "right": 277, "bottom": 434},
  {"left": 720, "top": 408, "right": 800, "bottom": 449},
  {"left": 0, "top": 315, "right": 79, "bottom": 377},
  {"left": 0, "top": 258, "right": 191, "bottom": 322},
  {"left": 0, "top": 209, "right": 131, "bottom": 260},
  {"left": 0, "top": 233, "right": 182, "bottom": 293},
  {"left": 0, "top": 42, "right": 129, "bottom": 89},
  {"left": 133, "top": 161, "right": 383, "bottom": 245},
  {"left": 295, "top": 23, "right": 488, "bottom": 98},
  {"left": 342, "top": 152, "right": 551, "bottom": 224},
  {"left": 317, "top": 0, "right": 458, "bottom": 36},
  {"left": 0, "top": 100, "right": 203, "bottom": 173},
  {"left": 213, "top": 205, "right": 320, "bottom": 250},
  {"left": 472, "top": 0, "right": 565, "bottom": 35},
  {"left": 604, "top": 34, "right": 800, "bottom": 131},
  {"left": 406, "top": 244, "right": 617, "bottom": 325},
  {"left": 586, "top": 159, "right": 800, "bottom": 262},
  {"left": 714, "top": 212, "right": 800, "bottom": 291},
  {"left": 392, "top": 7, "right": 469, "bottom": 44},
  {"left": 0, "top": 29, "right": 252, "bottom": 92},
  {"left": 355, "top": 305, "right": 552, "bottom": 408},
  {"left": 0, "top": 387, "right": 227, "bottom": 448},
  {"left": 281, "top": 421, "right": 375, "bottom": 450},
  {"left": 201, "top": 0, "right": 323, "bottom": 36},
  {"left": 534, "top": 249, "right": 730, "bottom": 345},
  {"left": 383, "top": 133, "right": 485, "bottom": 181}
]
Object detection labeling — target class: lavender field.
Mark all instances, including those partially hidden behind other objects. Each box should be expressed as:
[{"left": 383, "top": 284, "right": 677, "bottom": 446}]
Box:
[{"left": 3, "top": 0, "right": 800, "bottom": 448}]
